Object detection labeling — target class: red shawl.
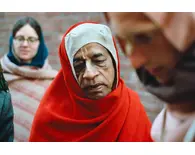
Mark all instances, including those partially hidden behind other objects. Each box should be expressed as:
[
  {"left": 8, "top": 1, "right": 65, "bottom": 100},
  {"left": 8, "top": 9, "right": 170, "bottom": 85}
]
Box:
[{"left": 29, "top": 22, "right": 153, "bottom": 142}]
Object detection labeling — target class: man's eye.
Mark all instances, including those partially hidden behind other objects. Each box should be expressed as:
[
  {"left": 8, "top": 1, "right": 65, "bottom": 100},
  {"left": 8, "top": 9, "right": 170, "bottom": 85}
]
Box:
[
  {"left": 94, "top": 60, "right": 105, "bottom": 64},
  {"left": 134, "top": 34, "right": 153, "bottom": 44},
  {"left": 74, "top": 63, "right": 85, "bottom": 74}
]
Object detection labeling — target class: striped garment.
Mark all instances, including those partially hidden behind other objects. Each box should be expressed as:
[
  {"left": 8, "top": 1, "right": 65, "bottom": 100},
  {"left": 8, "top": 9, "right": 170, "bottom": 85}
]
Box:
[{"left": 1, "top": 55, "right": 58, "bottom": 142}]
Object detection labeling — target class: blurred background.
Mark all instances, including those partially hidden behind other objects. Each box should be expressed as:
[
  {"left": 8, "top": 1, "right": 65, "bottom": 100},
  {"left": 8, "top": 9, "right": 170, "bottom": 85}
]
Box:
[{"left": 0, "top": 12, "right": 164, "bottom": 121}]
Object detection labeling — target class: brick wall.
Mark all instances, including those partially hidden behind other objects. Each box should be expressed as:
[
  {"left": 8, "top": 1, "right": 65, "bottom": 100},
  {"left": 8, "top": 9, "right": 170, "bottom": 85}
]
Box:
[{"left": 0, "top": 12, "right": 164, "bottom": 121}]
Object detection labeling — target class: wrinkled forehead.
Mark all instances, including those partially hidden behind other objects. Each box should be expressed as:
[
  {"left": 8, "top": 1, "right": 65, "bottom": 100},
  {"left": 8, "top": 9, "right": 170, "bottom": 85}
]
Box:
[
  {"left": 107, "top": 12, "right": 158, "bottom": 38},
  {"left": 74, "top": 43, "right": 111, "bottom": 59}
]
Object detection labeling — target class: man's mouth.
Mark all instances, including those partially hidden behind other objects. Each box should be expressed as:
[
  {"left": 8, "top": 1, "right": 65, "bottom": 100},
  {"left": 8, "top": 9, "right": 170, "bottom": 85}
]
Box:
[{"left": 84, "top": 83, "right": 105, "bottom": 93}]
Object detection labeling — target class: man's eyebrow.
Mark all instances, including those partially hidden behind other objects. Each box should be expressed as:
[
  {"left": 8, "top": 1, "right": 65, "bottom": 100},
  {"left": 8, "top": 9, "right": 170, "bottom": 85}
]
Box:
[
  {"left": 73, "top": 53, "right": 105, "bottom": 63},
  {"left": 92, "top": 53, "right": 104, "bottom": 59}
]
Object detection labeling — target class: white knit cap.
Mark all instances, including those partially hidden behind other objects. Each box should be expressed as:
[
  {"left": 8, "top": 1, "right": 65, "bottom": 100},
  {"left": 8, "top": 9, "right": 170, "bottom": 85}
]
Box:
[{"left": 65, "top": 23, "right": 118, "bottom": 81}]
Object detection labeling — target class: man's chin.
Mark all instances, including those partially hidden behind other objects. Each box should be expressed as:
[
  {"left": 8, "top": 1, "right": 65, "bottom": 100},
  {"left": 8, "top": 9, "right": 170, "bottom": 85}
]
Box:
[{"left": 86, "top": 92, "right": 107, "bottom": 100}]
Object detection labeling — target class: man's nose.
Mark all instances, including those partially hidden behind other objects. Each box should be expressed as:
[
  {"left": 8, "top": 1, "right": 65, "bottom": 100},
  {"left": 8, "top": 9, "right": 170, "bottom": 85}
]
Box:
[{"left": 83, "top": 62, "right": 99, "bottom": 80}]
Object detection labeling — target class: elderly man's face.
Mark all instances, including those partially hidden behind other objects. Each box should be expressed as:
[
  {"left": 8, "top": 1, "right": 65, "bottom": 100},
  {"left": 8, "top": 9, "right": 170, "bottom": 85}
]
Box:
[{"left": 73, "top": 43, "right": 115, "bottom": 100}]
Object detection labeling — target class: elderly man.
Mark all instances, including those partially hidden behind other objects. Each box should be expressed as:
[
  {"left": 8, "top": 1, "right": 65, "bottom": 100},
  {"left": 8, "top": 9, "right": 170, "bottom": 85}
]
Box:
[
  {"left": 106, "top": 12, "right": 195, "bottom": 142},
  {"left": 0, "top": 63, "right": 14, "bottom": 142},
  {"left": 29, "top": 22, "right": 152, "bottom": 142}
]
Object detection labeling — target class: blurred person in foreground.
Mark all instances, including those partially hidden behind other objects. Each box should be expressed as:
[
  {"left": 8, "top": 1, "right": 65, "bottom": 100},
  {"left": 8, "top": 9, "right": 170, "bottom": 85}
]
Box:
[
  {"left": 0, "top": 64, "right": 14, "bottom": 142},
  {"left": 0, "top": 16, "right": 58, "bottom": 141},
  {"left": 106, "top": 12, "right": 195, "bottom": 141},
  {"left": 29, "top": 22, "right": 152, "bottom": 142}
]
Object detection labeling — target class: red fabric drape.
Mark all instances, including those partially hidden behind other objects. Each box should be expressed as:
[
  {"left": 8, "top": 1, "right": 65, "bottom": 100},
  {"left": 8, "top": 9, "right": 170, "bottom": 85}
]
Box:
[{"left": 29, "top": 22, "right": 153, "bottom": 142}]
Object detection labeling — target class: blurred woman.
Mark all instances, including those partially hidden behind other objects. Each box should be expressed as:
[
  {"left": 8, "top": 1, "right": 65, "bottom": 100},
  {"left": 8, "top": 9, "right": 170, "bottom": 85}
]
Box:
[{"left": 1, "top": 17, "right": 58, "bottom": 141}]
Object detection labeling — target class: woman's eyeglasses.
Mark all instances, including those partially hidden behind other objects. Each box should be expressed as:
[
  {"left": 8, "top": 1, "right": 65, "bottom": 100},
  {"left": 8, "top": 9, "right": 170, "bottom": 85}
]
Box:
[{"left": 14, "top": 36, "right": 39, "bottom": 45}]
